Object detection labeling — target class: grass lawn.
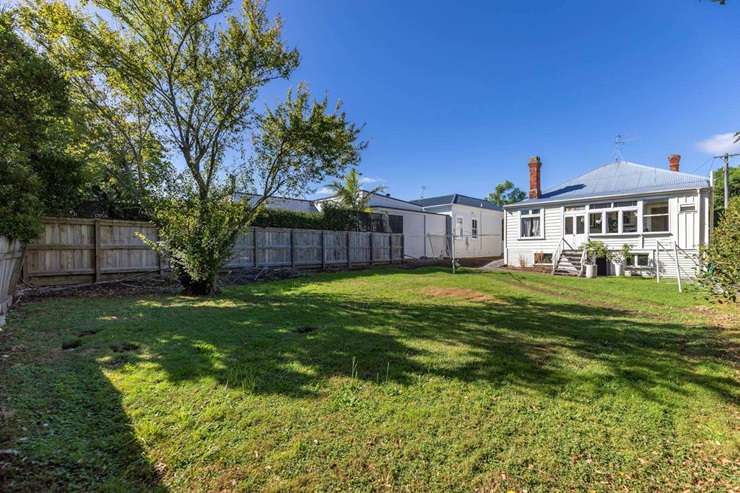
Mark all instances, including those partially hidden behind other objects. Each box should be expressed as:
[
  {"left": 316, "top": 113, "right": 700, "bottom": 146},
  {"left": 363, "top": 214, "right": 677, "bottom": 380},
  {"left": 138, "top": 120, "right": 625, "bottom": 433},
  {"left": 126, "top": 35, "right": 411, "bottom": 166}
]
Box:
[{"left": 1, "top": 268, "right": 738, "bottom": 492}]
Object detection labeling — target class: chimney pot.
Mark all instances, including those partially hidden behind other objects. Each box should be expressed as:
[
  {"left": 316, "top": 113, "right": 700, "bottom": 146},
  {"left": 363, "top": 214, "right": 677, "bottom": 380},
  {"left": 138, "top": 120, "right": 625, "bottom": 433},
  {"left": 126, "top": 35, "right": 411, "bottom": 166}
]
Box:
[
  {"left": 668, "top": 154, "right": 680, "bottom": 172},
  {"left": 528, "top": 156, "right": 542, "bottom": 199}
]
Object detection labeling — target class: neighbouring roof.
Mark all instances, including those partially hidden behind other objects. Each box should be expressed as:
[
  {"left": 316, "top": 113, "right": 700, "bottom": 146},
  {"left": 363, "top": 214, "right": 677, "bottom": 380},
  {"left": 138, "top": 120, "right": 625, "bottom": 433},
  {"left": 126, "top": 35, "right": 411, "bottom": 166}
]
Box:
[
  {"left": 507, "top": 161, "right": 711, "bottom": 208},
  {"left": 235, "top": 193, "right": 319, "bottom": 213},
  {"left": 411, "top": 194, "right": 503, "bottom": 211}
]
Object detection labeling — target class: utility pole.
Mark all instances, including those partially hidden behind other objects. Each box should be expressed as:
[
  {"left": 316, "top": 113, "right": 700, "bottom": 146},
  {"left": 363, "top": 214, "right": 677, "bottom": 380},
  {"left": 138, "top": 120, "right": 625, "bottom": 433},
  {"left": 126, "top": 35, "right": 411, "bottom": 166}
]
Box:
[{"left": 714, "top": 153, "right": 739, "bottom": 210}]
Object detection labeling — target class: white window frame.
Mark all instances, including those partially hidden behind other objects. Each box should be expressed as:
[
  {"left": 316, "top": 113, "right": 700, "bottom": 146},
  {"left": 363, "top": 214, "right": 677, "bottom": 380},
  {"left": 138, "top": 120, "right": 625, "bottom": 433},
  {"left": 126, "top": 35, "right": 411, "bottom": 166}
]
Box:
[
  {"left": 519, "top": 208, "right": 544, "bottom": 239},
  {"left": 643, "top": 200, "right": 670, "bottom": 234},
  {"left": 455, "top": 217, "right": 464, "bottom": 238},
  {"left": 471, "top": 218, "right": 478, "bottom": 239},
  {"left": 587, "top": 201, "right": 639, "bottom": 236}
]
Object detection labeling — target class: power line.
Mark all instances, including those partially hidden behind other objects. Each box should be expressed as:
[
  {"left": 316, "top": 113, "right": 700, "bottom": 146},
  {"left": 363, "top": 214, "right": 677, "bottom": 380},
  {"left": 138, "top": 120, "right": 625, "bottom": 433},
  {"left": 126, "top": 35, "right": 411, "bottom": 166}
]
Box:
[{"left": 713, "top": 153, "right": 739, "bottom": 210}]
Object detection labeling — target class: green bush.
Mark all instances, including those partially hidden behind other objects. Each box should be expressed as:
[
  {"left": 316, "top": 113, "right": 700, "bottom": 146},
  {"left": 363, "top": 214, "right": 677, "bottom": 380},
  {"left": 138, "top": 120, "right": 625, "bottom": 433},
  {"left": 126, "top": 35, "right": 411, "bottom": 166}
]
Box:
[{"left": 699, "top": 196, "right": 740, "bottom": 302}]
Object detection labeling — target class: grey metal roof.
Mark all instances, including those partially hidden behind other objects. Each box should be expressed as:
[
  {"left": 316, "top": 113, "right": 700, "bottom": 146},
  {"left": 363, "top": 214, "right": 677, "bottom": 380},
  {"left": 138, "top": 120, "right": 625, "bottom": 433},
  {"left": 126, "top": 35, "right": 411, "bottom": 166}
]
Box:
[
  {"left": 508, "top": 161, "right": 710, "bottom": 208},
  {"left": 235, "top": 193, "right": 319, "bottom": 213},
  {"left": 411, "top": 194, "right": 503, "bottom": 211}
]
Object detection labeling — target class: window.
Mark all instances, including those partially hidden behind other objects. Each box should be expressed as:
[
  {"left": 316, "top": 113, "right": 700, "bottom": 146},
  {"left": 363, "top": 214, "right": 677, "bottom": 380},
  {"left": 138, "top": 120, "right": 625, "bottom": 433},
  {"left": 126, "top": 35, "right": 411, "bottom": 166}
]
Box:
[
  {"left": 635, "top": 254, "right": 649, "bottom": 267},
  {"left": 471, "top": 219, "right": 478, "bottom": 239},
  {"left": 623, "top": 210, "right": 637, "bottom": 233},
  {"left": 456, "top": 217, "right": 463, "bottom": 237},
  {"left": 589, "top": 212, "right": 603, "bottom": 234},
  {"left": 565, "top": 216, "right": 573, "bottom": 234},
  {"left": 591, "top": 203, "right": 610, "bottom": 209},
  {"left": 607, "top": 211, "right": 619, "bottom": 233},
  {"left": 534, "top": 252, "right": 553, "bottom": 264},
  {"left": 614, "top": 200, "right": 637, "bottom": 207},
  {"left": 520, "top": 209, "right": 542, "bottom": 238},
  {"left": 576, "top": 216, "right": 585, "bottom": 234},
  {"left": 644, "top": 201, "right": 669, "bottom": 232},
  {"left": 680, "top": 203, "right": 696, "bottom": 213},
  {"left": 565, "top": 205, "right": 585, "bottom": 212}
]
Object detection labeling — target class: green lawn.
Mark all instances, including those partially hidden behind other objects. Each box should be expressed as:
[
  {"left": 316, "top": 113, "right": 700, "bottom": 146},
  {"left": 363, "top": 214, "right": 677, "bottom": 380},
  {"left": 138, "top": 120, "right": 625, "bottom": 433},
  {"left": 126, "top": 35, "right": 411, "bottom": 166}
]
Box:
[{"left": 1, "top": 268, "right": 738, "bottom": 492}]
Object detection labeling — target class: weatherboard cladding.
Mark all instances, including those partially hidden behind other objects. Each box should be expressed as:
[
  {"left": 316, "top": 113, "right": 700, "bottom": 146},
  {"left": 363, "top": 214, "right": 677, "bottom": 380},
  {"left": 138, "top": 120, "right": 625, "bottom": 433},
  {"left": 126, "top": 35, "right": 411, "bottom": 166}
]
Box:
[
  {"left": 411, "top": 194, "right": 503, "bottom": 211},
  {"left": 508, "top": 161, "right": 710, "bottom": 208}
]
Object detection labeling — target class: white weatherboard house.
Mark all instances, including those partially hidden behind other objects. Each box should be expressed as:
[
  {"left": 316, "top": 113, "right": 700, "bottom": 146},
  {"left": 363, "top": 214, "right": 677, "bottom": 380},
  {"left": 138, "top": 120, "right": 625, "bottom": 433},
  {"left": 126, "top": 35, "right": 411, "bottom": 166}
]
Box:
[
  {"left": 411, "top": 194, "right": 504, "bottom": 258},
  {"left": 504, "top": 155, "right": 712, "bottom": 278}
]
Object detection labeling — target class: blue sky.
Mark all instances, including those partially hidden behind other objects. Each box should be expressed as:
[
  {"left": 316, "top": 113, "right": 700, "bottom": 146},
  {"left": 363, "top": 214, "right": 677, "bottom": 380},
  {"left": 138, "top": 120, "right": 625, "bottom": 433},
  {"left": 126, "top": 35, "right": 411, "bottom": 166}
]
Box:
[{"left": 255, "top": 0, "right": 739, "bottom": 200}]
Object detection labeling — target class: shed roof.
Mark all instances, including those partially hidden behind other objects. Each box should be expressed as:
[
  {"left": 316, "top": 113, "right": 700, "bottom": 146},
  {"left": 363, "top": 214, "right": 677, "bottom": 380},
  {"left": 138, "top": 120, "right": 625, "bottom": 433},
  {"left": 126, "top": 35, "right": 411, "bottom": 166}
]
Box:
[{"left": 507, "top": 161, "right": 710, "bottom": 208}]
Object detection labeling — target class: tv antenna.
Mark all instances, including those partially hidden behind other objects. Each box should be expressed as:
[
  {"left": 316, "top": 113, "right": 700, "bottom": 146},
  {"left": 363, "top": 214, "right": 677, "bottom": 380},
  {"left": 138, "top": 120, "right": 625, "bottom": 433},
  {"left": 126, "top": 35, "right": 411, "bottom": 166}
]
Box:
[
  {"left": 420, "top": 185, "right": 427, "bottom": 199},
  {"left": 614, "top": 133, "right": 637, "bottom": 162}
]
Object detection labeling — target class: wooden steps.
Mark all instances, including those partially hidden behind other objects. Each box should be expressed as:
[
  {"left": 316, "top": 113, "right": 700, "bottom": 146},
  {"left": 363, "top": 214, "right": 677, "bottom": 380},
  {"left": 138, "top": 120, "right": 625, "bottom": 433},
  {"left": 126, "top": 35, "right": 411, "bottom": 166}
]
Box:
[{"left": 553, "top": 249, "right": 584, "bottom": 277}]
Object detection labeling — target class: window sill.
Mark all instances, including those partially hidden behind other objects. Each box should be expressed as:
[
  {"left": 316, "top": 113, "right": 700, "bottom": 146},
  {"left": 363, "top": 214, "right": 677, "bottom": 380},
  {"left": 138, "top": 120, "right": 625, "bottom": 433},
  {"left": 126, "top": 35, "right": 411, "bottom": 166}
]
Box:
[
  {"left": 589, "top": 233, "right": 641, "bottom": 237},
  {"left": 517, "top": 236, "right": 546, "bottom": 241}
]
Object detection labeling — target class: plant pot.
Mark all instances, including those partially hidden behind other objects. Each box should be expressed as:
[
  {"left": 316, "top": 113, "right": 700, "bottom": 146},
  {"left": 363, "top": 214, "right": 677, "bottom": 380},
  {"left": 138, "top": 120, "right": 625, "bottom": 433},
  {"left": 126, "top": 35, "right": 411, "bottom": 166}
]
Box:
[
  {"left": 624, "top": 270, "right": 633, "bottom": 277},
  {"left": 614, "top": 264, "right": 624, "bottom": 277},
  {"left": 585, "top": 264, "right": 596, "bottom": 278}
]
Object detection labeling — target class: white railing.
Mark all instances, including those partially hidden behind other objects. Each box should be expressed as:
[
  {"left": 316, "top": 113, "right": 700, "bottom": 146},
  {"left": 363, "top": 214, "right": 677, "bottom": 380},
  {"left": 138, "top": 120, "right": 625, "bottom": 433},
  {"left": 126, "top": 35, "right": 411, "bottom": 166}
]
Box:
[
  {"left": 552, "top": 238, "right": 565, "bottom": 275},
  {"left": 578, "top": 248, "right": 588, "bottom": 277}
]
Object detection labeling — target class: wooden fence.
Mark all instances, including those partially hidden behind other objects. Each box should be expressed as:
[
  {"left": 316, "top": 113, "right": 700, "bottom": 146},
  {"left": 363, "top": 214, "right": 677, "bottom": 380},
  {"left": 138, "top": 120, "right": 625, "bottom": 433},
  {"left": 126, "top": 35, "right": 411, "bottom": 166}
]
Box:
[{"left": 21, "top": 217, "right": 405, "bottom": 287}]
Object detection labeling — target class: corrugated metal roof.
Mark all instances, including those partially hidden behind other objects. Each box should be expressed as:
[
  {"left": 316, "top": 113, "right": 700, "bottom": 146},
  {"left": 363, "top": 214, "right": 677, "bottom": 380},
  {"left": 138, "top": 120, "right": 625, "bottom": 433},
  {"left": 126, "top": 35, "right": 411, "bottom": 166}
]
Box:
[
  {"left": 411, "top": 194, "right": 503, "bottom": 211},
  {"left": 235, "top": 193, "right": 320, "bottom": 213},
  {"left": 510, "top": 161, "right": 710, "bottom": 207}
]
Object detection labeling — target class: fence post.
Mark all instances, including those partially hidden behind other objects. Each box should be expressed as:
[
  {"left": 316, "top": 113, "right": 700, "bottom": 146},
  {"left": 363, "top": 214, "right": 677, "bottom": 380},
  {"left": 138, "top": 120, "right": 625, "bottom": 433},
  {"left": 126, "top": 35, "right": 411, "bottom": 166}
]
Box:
[
  {"left": 346, "top": 231, "right": 351, "bottom": 269},
  {"left": 253, "top": 227, "right": 258, "bottom": 268},
  {"left": 389, "top": 234, "right": 393, "bottom": 264},
  {"left": 290, "top": 229, "right": 295, "bottom": 269},
  {"left": 94, "top": 219, "right": 101, "bottom": 283},
  {"left": 400, "top": 234, "right": 405, "bottom": 264},
  {"left": 321, "top": 231, "right": 326, "bottom": 270},
  {"left": 369, "top": 232, "right": 374, "bottom": 265},
  {"left": 157, "top": 228, "right": 164, "bottom": 278}
]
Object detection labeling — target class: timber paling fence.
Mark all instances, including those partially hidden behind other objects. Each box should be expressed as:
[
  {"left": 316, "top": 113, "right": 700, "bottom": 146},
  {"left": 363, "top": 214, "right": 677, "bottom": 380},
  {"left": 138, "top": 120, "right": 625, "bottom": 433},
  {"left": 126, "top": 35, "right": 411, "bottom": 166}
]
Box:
[{"left": 21, "top": 217, "right": 405, "bottom": 287}]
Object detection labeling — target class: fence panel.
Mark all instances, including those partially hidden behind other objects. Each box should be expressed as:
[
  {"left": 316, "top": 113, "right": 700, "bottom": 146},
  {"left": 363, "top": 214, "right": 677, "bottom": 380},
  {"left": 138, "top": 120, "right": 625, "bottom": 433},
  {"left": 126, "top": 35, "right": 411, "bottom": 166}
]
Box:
[{"left": 22, "top": 218, "right": 404, "bottom": 286}]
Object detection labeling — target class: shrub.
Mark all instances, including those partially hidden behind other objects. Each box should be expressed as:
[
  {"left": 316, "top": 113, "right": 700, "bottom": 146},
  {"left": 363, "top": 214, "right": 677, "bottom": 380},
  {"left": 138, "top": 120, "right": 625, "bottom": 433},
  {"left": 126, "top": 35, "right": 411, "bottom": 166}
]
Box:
[{"left": 699, "top": 196, "right": 740, "bottom": 302}]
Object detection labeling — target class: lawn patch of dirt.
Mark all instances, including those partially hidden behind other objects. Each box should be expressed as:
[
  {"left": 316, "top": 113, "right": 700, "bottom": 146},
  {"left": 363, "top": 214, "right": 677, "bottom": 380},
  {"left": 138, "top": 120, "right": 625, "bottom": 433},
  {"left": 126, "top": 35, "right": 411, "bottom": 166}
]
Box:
[{"left": 422, "top": 287, "right": 500, "bottom": 303}]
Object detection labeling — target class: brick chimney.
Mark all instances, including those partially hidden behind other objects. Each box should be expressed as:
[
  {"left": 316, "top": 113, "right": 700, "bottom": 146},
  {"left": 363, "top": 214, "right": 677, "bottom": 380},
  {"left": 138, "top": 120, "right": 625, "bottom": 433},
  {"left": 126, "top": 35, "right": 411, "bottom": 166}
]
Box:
[
  {"left": 528, "top": 156, "right": 542, "bottom": 199},
  {"left": 668, "top": 154, "right": 680, "bottom": 172}
]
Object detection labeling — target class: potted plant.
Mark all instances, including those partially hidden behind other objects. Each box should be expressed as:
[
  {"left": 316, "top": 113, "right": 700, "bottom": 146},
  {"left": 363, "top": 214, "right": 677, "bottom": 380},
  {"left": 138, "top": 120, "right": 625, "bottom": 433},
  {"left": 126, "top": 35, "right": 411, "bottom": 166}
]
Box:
[
  {"left": 612, "top": 244, "right": 632, "bottom": 277},
  {"left": 583, "top": 240, "right": 609, "bottom": 278}
]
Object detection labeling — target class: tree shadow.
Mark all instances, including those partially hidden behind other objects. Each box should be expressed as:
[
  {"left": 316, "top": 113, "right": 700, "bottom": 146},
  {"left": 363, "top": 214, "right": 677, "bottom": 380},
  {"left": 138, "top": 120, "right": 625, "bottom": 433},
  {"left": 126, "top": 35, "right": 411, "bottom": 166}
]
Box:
[
  {"left": 0, "top": 349, "right": 166, "bottom": 491},
  {"left": 85, "top": 281, "right": 738, "bottom": 408}
]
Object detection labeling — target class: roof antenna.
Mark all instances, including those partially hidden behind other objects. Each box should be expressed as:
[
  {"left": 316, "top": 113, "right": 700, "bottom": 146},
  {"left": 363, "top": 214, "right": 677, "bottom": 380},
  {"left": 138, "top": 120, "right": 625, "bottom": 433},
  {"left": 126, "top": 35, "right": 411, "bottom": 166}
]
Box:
[
  {"left": 420, "top": 185, "right": 427, "bottom": 199},
  {"left": 614, "top": 134, "right": 626, "bottom": 162}
]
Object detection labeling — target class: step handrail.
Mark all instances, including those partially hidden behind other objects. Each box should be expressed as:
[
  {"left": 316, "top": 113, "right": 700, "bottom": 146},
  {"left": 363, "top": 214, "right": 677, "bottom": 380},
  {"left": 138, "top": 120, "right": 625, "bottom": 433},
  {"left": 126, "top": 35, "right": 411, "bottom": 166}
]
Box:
[
  {"left": 552, "top": 238, "right": 564, "bottom": 275},
  {"left": 578, "top": 248, "right": 587, "bottom": 277}
]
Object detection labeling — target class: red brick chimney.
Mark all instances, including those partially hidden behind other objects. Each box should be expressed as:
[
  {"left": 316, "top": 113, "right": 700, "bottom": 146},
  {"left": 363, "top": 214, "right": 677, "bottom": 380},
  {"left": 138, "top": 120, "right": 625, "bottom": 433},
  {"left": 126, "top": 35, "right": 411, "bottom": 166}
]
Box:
[
  {"left": 668, "top": 154, "right": 680, "bottom": 172},
  {"left": 528, "top": 156, "right": 542, "bottom": 199}
]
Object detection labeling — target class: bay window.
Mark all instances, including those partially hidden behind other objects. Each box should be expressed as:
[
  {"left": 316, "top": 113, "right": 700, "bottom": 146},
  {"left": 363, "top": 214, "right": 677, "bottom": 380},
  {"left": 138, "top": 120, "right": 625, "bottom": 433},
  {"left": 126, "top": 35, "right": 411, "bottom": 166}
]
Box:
[
  {"left": 520, "top": 209, "right": 542, "bottom": 238},
  {"left": 587, "top": 201, "right": 639, "bottom": 235},
  {"left": 623, "top": 210, "right": 638, "bottom": 232},
  {"left": 607, "top": 211, "right": 619, "bottom": 233}
]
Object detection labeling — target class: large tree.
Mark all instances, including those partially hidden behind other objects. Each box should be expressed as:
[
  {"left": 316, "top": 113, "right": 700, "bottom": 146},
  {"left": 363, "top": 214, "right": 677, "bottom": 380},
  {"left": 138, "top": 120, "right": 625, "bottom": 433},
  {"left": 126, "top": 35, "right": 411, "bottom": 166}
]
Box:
[
  {"left": 0, "top": 13, "right": 84, "bottom": 242},
  {"left": 487, "top": 180, "right": 525, "bottom": 206},
  {"left": 22, "top": 0, "right": 364, "bottom": 294}
]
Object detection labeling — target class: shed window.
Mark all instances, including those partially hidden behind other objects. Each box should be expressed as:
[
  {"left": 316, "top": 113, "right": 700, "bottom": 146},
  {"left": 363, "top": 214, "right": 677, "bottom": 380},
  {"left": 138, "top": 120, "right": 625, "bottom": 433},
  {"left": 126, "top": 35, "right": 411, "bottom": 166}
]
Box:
[
  {"left": 471, "top": 219, "right": 478, "bottom": 239},
  {"left": 455, "top": 217, "right": 464, "bottom": 237},
  {"left": 644, "top": 201, "right": 669, "bottom": 232}
]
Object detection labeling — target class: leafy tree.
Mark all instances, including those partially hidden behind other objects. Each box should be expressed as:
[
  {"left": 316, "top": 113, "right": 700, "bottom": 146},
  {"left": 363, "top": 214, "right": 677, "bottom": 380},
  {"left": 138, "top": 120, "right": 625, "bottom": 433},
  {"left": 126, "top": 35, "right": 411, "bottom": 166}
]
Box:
[
  {"left": 0, "top": 13, "right": 84, "bottom": 241},
  {"left": 326, "top": 168, "right": 386, "bottom": 211},
  {"left": 23, "top": 0, "right": 364, "bottom": 294},
  {"left": 487, "top": 180, "right": 526, "bottom": 206},
  {"left": 699, "top": 196, "right": 739, "bottom": 302},
  {"left": 712, "top": 166, "right": 740, "bottom": 221}
]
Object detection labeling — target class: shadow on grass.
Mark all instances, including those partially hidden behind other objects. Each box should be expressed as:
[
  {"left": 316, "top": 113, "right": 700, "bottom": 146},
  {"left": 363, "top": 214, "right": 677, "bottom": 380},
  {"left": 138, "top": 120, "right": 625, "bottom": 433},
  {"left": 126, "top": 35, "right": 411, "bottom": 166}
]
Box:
[
  {"left": 0, "top": 352, "right": 166, "bottom": 492},
  {"left": 88, "top": 278, "right": 737, "bottom": 406}
]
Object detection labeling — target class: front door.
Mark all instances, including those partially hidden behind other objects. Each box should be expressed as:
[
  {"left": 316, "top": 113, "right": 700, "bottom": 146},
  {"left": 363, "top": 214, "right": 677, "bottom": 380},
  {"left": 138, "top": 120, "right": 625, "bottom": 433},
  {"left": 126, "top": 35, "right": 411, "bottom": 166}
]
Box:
[{"left": 564, "top": 214, "right": 586, "bottom": 248}]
